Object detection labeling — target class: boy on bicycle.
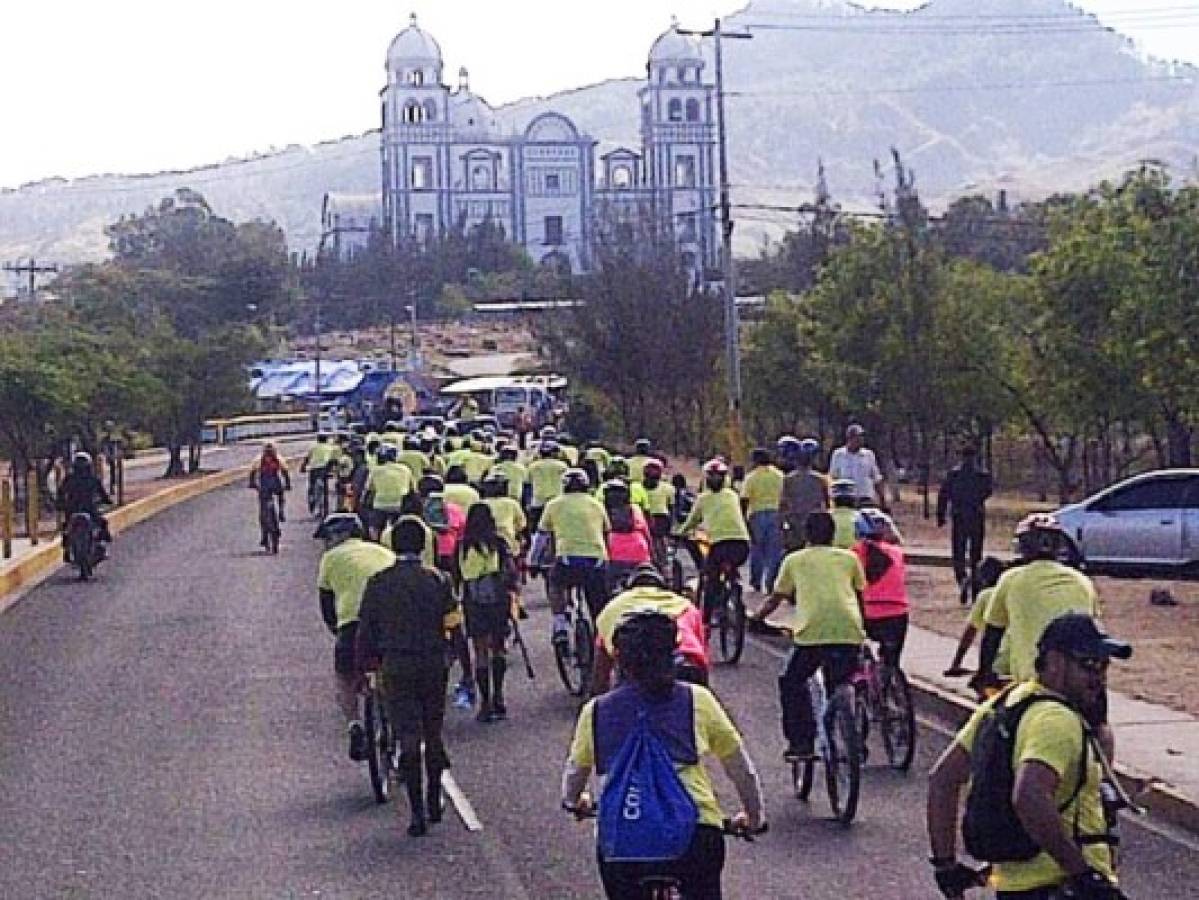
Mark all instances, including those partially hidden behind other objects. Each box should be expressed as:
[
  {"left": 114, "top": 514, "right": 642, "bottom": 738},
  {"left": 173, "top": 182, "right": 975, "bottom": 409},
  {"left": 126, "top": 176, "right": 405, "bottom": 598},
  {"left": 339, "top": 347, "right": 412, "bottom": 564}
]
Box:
[{"left": 677, "top": 459, "right": 750, "bottom": 625}]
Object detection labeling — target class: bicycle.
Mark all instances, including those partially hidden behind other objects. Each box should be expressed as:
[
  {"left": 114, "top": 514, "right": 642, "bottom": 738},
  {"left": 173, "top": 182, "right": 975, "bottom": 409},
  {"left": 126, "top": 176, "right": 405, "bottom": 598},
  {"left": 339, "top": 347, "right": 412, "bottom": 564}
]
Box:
[
  {"left": 307, "top": 468, "right": 330, "bottom": 521},
  {"left": 662, "top": 534, "right": 688, "bottom": 596},
  {"left": 257, "top": 491, "right": 282, "bottom": 554},
  {"left": 564, "top": 801, "right": 767, "bottom": 899},
  {"left": 361, "top": 670, "right": 394, "bottom": 805},
  {"left": 791, "top": 673, "right": 862, "bottom": 826},
  {"left": 851, "top": 643, "right": 916, "bottom": 772},
  {"left": 695, "top": 547, "right": 746, "bottom": 666},
  {"left": 553, "top": 583, "right": 595, "bottom": 698}
]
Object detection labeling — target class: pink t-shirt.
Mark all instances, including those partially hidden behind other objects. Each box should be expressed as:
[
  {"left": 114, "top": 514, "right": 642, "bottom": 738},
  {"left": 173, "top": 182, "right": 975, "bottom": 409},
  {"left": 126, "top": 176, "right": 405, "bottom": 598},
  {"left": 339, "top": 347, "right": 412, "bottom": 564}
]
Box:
[
  {"left": 853, "top": 540, "right": 909, "bottom": 620},
  {"left": 607, "top": 506, "right": 653, "bottom": 565},
  {"left": 438, "top": 500, "right": 467, "bottom": 559}
]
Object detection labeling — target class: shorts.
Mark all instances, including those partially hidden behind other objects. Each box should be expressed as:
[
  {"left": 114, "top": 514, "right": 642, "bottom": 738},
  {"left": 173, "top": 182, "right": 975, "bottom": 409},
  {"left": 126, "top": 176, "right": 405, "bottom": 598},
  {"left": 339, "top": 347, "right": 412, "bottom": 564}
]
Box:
[
  {"left": 334, "top": 623, "right": 359, "bottom": 676},
  {"left": 464, "top": 598, "right": 511, "bottom": 641}
]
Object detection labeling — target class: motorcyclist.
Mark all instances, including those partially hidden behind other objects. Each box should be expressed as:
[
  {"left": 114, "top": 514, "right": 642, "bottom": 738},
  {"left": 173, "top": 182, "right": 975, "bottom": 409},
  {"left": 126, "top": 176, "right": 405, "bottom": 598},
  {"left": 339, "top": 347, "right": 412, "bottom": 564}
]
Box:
[{"left": 57, "top": 451, "right": 114, "bottom": 560}]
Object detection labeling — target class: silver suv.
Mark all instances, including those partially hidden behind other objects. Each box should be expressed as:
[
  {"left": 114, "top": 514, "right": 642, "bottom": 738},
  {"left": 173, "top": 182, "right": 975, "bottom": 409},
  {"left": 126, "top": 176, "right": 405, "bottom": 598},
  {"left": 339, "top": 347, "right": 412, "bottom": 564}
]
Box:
[{"left": 1053, "top": 469, "right": 1199, "bottom": 572}]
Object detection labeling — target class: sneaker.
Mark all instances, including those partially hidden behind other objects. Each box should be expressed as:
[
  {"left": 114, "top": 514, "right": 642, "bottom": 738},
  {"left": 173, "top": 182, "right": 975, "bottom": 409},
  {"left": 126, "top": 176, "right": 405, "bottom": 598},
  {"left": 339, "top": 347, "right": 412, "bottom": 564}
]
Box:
[
  {"left": 492, "top": 700, "right": 508, "bottom": 721},
  {"left": 476, "top": 705, "right": 495, "bottom": 724},
  {"left": 452, "top": 683, "right": 474, "bottom": 710},
  {"left": 347, "top": 721, "right": 368, "bottom": 761}
]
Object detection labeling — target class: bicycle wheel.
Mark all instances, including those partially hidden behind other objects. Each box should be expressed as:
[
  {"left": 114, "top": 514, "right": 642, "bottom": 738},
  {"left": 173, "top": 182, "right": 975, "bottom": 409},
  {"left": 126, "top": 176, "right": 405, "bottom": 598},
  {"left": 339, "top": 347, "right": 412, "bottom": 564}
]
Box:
[
  {"left": 823, "top": 692, "right": 862, "bottom": 826},
  {"left": 855, "top": 687, "right": 871, "bottom": 765},
  {"left": 572, "top": 605, "right": 595, "bottom": 698},
  {"left": 265, "top": 501, "right": 281, "bottom": 554},
  {"left": 364, "top": 690, "right": 390, "bottom": 804},
  {"left": 880, "top": 667, "right": 917, "bottom": 772},
  {"left": 717, "top": 582, "right": 746, "bottom": 665},
  {"left": 553, "top": 602, "right": 585, "bottom": 696},
  {"left": 669, "top": 556, "right": 685, "bottom": 594}
]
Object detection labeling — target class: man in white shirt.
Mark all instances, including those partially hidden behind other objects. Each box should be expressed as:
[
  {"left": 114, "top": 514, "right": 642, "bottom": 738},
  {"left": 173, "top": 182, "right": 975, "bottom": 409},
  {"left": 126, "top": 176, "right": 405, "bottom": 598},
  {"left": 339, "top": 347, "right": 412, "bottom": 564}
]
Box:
[{"left": 828, "top": 424, "right": 887, "bottom": 509}]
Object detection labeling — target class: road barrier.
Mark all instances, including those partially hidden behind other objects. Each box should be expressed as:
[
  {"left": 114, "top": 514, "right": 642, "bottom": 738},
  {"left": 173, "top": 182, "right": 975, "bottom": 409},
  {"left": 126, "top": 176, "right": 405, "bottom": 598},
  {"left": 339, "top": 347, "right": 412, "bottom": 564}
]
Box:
[
  {"left": 1, "top": 481, "right": 11, "bottom": 558},
  {"left": 202, "top": 414, "right": 313, "bottom": 445}
]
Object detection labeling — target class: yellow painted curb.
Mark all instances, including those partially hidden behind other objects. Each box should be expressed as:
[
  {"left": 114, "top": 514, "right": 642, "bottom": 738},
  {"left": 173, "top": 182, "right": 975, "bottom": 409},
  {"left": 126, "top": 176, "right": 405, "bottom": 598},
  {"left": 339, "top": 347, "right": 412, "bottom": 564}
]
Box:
[{"left": 0, "top": 454, "right": 304, "bottom": 613}]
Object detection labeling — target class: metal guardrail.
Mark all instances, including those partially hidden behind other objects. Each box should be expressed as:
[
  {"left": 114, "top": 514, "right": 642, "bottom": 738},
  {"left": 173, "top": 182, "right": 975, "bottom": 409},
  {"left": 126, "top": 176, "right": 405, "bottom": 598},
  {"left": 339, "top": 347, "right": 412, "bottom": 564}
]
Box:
[{"left": 202, "top": 414, "right": 313, "bottom": 445}]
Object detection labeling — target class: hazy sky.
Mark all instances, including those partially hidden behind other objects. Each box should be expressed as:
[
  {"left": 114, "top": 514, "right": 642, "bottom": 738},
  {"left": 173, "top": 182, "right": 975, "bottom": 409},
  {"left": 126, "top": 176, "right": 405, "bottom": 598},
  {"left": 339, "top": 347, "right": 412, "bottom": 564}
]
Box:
[{"left": 2, "top": 0, "right": 1197, "bottom": 190}]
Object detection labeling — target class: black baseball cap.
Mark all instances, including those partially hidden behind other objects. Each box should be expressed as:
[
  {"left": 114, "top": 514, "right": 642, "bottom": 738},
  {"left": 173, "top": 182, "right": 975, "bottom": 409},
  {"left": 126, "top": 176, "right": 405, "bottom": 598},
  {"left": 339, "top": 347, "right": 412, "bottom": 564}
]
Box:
[{"left": 1038, "top": 612, "right": 1132, "bottom": 661}]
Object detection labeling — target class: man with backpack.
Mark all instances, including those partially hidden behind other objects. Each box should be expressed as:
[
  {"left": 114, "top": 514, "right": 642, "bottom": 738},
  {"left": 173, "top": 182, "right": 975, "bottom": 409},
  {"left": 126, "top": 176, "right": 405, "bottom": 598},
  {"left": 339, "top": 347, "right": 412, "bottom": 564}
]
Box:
[
  {"left": 926, "top": 612, "right": 1131, "bottom": 900},
  {"left": 562, "top": 608, "right": 766, "bottom": 899}
]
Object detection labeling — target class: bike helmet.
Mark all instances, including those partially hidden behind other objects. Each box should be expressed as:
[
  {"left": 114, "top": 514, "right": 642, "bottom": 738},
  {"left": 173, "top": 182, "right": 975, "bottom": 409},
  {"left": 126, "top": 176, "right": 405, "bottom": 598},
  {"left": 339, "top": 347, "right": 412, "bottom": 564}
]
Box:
[
  {"left": 602, "top": 478, "right": 631, "bottom": 505},
  {"left": 702, "top": 458, "right": 730, "bottom": 477},
  {"left": 539, "top": 440, "right": 560, "bottom": 458},
  {"left": 642, "top": 458, "right": 664, "bottom": 479},
  {"left": 628, "top": 563, "right": 667, "bottom": 590},
  {"left": 613, "top": 608, "right": 678, "bottom": 670},
  {"left": 562, "top": 468, "right": 591, "bottom": 493},
  {"left": 830, "top": 478, "right": 857, "bottom": 500},
  {"left": 316, "top": 512, "right": 364, "bottom": 541},
  {"left": 1014, "top": 513, "right": 1066, "bottom": 560},
  {"left": 634, "top": 438, "right": 652, "bottom": 454},
  {"left": 606, "top": 456, "right": 631, "bottom": 479},
  {"left": 855, "top": 508, "right": 893, "bottom": 541},
  {"left": 72, "top": 451, "right": 94, "bottom": 471},
  {"left": 376, "top": 444, "right": 398, "bottom": 463},
  {"left": 540, "top": 425, "right": 558, "bottom": 440}
]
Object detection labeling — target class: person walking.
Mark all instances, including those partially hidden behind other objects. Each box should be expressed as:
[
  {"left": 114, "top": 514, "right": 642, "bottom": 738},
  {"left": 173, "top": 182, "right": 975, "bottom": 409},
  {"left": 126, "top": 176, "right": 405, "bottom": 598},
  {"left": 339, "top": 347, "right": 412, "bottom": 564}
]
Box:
[
  {"left": 937, "top": 440, "right": 993, "bottom": 602},
  {"left": 741, "top": 447, "right": 784, "bottom": 594},
  {"left": 355, "top": 520, "right": 459, "bottom": 837},
  {"left": 828, "top": 424, "right": 887, "bottom": 510}
]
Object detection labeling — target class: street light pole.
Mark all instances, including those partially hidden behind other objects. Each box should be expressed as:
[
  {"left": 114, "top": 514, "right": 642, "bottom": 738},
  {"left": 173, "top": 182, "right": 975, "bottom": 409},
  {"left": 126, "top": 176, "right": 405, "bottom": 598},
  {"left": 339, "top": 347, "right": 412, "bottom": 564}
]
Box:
[{"left": 678, "top": 18, "right": 752, "bottom": 440}]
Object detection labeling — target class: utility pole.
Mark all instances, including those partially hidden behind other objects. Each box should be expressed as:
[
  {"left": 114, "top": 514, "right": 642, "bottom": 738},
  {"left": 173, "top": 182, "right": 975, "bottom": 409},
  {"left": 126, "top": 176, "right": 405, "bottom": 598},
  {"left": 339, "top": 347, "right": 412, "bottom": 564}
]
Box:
[
  {"left": 678, "top": 19, "right": 752, "bottom": 446},
  {"left": 3, "top": 258, "right": 59, "bottom": 301}
]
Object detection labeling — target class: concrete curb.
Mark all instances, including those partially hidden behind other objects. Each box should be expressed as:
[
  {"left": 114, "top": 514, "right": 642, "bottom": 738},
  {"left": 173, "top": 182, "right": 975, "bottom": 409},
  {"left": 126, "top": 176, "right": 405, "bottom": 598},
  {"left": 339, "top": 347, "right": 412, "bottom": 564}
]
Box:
[{"left": 0, "top": 454, "right": 303, "bottom": 615}]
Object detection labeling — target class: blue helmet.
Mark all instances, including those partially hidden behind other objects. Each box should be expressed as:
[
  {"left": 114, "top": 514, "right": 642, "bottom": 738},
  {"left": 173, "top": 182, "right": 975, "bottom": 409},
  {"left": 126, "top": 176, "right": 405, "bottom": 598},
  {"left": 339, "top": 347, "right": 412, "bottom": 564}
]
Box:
[{"left": 855, "top": 508, "right": 893, "bottom": 541}]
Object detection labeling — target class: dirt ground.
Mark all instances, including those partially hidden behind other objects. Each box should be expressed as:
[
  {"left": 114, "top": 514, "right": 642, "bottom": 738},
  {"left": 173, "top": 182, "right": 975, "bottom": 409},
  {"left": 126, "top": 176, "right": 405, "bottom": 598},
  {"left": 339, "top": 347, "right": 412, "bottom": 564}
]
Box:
[{"left": 892, "top": 491, "right": 1199, "bottom": 718}]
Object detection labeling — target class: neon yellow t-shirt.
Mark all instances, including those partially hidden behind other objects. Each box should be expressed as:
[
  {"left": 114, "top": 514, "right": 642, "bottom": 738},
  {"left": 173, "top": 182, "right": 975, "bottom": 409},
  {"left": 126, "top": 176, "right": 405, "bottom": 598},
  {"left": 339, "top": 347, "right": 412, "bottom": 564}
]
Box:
[
  {"left": 379, "top": 516, "right": 436, "bottom": 569},
  {"left": 459, "top": 545, "right": 502, "bottom": 582},
  {"left": 985, "top": 561, "right": 1099, "bottom": 682},
  {"left": 494, "top": 460, "right": 528, "bottom": 500},
  {"left": 831, "top": 507, "right": 860, "bottom": 549},
  {"left": 584, "top": 447, "right": 611, "bottom": 472},
  {"left": 595, "top": 586, "right": 695, "bottom": 653},
  {"left": 773, "top": 546, "right": 866, "bottom": 646},
  {"left": 681, "top": 488, "right": 750, "bottom": 544},
  {"left": 365, "top": 463, "right": 413, "bottom": 511},
  {"left": 627, "top": 454, "right": 653, "bottom": 483},
  {"left": 317, "top": 538, "right": 396, "bottom": 629},
  {"left": 569, "top": 683, "right": 742, "bottom": 828},
  {"left": 540, "top": 492, "right": 610, "bottom": 559},
  {"left": 463, "top": 451, "right": 495, "bottom": 484},
  {"left": 445, "top": 447, "right": 473, "bottom": 474},
  {"left": 560, "top": 444, "right": 580, "bottom": 466},
  {"left": 306, "top": 444, "right": 336, "bottom": 469},
  {"left": 968, "top": 586, "right": 1010, "bottom": 676},
  {"left": 397, "top": 449, "right": 429, "bottom": 480},
  {"left": 528, "top": 458, "right": 568, "bottom": 507},
  {"left": 741, "top": 465, "right": 784, "bottom": 515},
  {"left": 483, "top": 496, "right": 527, "bottom": 553},
  {"left": 644, "top": 481, "right": 676, "bottom": 517},
  {"left": 443, "top": 483, "right": 481, "bottom": 514},
  {"left": 955, "top": 681, "right": 1114, "bottom": 893}
]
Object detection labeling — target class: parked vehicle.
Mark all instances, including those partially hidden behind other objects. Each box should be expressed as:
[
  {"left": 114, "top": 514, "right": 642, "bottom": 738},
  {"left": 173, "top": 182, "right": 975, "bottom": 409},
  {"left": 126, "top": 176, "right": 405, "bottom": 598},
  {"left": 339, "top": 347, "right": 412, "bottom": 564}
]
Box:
[{"left": 1051, "top": 469, "right": 1199, "bottom": 573}]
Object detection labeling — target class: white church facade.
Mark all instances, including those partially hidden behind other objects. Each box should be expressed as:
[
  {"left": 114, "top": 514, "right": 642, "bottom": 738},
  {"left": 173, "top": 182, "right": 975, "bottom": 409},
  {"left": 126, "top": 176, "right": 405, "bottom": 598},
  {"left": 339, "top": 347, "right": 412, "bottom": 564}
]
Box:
[{"left": 325, "top": 15, "right": 719, "bottom": 278}]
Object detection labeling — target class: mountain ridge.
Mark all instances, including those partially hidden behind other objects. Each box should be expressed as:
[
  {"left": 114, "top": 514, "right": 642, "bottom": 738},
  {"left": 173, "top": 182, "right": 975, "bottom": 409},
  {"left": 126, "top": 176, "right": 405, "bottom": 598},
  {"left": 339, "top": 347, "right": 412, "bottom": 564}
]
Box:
[{"left": 3, "top": 0, "right": 1198, "bottom": 265}]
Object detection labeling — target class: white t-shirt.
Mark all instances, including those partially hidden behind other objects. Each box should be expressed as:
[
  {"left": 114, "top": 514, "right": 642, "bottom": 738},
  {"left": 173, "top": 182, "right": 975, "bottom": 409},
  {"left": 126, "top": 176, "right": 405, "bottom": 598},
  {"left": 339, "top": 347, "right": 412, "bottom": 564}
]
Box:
[{"left": 829, "top": 446, "right": 883, "bottom": 502}]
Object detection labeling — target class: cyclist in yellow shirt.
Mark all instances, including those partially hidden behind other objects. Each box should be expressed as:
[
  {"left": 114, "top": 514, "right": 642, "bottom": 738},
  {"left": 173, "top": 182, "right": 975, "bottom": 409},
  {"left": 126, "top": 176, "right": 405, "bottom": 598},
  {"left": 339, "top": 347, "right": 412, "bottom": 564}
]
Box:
[
  {"left": 526, "top": 441, "right": 569, "bottom": 532},
  {"left": 315, "top": 513, "right": 396, "bottom": 761},
  {"left": 678, "top": 458, "right": 751, "bottom": 625},
  {"left": 627, "top": 438, "right": 655, "bottom": 484},
  {"left": 750, "top": 510, "right": 865, "bottom": 760},
  {"left": 642, "top": 459, "right": 676, "bottom": 570},
  {"left": 301, "top": 433, "right": 336, "bottom": 517},
  {"left": 741, "top": 447, "right": 785, "bottom": 593},
  {"left": 480, "top": 470, "right": 527, "bottom": 555},
  {"left": 363, "top": 444, "right": 415, "bottom": 537},
  {"left": 493, "top": 444, "right": 528, "bottom": 505},
  {"left": 539, "top": 468, "right": 611, "bottom": 646}
]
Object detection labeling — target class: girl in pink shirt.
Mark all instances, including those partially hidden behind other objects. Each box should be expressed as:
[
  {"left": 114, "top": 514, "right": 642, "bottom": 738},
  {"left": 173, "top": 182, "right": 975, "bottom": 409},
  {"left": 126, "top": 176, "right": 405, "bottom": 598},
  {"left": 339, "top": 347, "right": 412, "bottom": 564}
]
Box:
[
  {"left": 602, "top": 480, "right": 653, "bottom": 592},
  {"left": 852, "top": 509, "right": 909, "bottom": 668}
]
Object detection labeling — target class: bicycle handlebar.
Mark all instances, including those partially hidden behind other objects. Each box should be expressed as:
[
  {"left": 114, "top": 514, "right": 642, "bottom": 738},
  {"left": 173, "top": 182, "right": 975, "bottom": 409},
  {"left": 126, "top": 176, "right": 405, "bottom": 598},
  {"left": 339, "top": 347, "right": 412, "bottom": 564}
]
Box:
[{"left": 562, "top": 802, "right": 767, "bottom": 841}]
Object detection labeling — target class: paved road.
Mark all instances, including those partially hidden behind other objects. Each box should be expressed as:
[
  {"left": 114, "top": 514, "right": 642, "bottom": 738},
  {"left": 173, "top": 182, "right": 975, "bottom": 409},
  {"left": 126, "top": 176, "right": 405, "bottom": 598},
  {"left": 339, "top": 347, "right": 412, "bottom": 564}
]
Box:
[{"left": 2, "top": 485, "right": 1197, "bottom": 898}]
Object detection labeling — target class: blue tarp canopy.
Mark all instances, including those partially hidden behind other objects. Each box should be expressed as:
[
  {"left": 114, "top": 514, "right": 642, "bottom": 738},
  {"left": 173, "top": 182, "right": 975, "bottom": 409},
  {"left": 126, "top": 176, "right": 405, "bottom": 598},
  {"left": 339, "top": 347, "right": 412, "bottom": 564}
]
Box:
[{"left": 252, "top": 360, "right": 364, "bottom": 400}]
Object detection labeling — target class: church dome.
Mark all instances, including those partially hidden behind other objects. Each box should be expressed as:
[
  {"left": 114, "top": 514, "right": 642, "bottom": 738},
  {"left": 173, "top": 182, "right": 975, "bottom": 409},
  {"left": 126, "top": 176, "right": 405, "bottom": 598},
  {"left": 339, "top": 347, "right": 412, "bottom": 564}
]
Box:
[
  {"left": 648, "top": 24, "right": 702, "bottom": 64},
  {"left": 387, "top": 13, "right": 443, "bottom": 65}
]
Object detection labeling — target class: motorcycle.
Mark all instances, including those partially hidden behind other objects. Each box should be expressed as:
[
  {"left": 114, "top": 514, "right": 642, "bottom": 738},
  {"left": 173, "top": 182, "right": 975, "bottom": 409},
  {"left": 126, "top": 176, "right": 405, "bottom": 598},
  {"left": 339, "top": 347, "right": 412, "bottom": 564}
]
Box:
[{"left": 66, "top": 511, "right": 107, "bottom": 581}]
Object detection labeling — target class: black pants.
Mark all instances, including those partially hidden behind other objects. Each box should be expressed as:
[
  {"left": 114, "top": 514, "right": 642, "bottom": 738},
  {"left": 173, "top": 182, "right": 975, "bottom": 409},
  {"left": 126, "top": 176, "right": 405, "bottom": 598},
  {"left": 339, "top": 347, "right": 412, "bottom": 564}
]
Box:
[
  {"left": 701, "top": 540, "right": 750, "bottom": 619},
  {"left": 550, "top": 560, "right": 610, "bottom": 620},
  {"left": 382, "top": 656, "right": 450, "bottom": 773},
  {"left": 598, "top": 824, "right": 725, "bottom": 900},
  {"left": 950, "top": 514, "right": 986, "bottom": 585},
  {"left": 997, "top": 889, "right": 1058, "bottom": 900},
  {"left": 864, "top": 614, "right": 908, "bottom": 668},
  {"left": 778, "top": 644, "right": 860, "bottom": 751}
]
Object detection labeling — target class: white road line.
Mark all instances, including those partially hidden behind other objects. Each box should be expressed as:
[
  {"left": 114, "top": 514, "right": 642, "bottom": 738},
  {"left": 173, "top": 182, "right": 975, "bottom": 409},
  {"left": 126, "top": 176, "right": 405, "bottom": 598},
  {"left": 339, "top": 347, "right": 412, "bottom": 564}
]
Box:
[{"left": 442, "top": 770, "right": 484, "bottom": 832}]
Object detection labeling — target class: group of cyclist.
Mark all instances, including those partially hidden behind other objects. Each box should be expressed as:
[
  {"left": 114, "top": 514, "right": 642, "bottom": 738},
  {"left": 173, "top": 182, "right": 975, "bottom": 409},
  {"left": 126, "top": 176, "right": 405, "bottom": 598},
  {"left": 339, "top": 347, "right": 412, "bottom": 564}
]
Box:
[{"left": 287, "top": 418, "right": 1130, "bottom": 899}]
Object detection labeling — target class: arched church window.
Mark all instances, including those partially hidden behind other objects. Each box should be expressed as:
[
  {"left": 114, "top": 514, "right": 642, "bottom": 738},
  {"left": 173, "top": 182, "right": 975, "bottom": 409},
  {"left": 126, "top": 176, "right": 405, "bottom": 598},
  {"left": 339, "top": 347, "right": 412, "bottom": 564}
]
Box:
[
  {"left": 668, "top": 99, "right": 683, "bottom": 122},
  {"left": 409, "top": 69, "right": 425, "bottom": 86},
  {"left": 685, "top": 99, "right": 701, "bottom": 122},
  {"left": 403, "top": 101, "right": 426, "bottom": 124}
]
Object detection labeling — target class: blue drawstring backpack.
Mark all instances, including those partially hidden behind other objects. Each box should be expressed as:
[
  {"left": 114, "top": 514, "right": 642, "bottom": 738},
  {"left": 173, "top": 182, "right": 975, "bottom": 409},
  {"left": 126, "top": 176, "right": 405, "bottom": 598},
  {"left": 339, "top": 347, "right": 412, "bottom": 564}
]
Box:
[{"left": 597, "top": 707, "right": 698, "bottom": 862}]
